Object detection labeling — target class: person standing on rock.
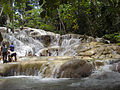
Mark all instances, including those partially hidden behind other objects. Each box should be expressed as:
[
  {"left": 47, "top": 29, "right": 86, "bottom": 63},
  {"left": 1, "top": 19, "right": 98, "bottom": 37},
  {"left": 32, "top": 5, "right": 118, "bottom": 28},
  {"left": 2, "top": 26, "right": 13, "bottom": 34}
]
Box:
[
  {"left": 28, "top": 51, "right": 32, "bottom": 56},
  {"left": 1, "top": 41, "right": 8, "bottom": 63},
  {"left": 56, "top": 49, "right": 59, "bottom": 56},
  {"left": 46, "top": 50, "right": 51, "bottom": 56}
]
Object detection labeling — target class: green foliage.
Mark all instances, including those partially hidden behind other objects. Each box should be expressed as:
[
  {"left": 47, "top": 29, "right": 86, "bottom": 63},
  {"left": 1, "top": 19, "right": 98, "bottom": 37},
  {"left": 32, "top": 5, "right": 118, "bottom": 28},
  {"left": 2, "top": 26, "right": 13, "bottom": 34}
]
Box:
[
  {"left": 0, "top": 0, "right": 120, "bottom": 38},
  {"left": 59, "top": 4, "right": 78, "bottom": 31},
  {"left": 103, "top": 33, "right": 120, "bottom": 44}
]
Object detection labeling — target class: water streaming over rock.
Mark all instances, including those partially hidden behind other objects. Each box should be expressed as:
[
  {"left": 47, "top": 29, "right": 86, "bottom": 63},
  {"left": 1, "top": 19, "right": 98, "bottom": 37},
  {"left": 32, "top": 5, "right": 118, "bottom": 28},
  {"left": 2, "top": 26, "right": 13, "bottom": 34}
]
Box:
[
  {"left": 1, "top": 27, "right": 111, "bottom": 57},
  {"left": 1, "top": 27, "right": 120, "bottom": 90},
  {"left": 1, "top": 28, "right": 84, "bottom": 57}
]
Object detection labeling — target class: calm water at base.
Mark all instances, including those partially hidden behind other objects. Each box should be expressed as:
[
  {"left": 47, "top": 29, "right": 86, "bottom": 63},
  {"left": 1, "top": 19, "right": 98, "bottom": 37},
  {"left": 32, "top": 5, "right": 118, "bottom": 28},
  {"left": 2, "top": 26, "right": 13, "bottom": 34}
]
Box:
[{"left": 1, "top": 72, "right": 120, "bottom": 90}]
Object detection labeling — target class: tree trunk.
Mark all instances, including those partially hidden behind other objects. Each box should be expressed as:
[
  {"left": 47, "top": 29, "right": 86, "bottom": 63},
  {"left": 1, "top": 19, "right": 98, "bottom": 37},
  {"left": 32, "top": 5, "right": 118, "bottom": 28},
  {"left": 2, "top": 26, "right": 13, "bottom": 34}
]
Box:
[
  {"left": 0, "top": 7, "right": 3, "bottom": 17},
  {"left": 0, "top": 32, "right": 3, "bottom": 42},
  {"left": 60, "top": 22, "right": 62, "bottom": 34},
  {"left": 6, "top": 15, "right": 10, "bottom": 33},
  {"left": 57, "top": 8, "right": 66, "bottom": 34},
  {"left": 10, "top": 0, "right": 14, "bottom": 33}
]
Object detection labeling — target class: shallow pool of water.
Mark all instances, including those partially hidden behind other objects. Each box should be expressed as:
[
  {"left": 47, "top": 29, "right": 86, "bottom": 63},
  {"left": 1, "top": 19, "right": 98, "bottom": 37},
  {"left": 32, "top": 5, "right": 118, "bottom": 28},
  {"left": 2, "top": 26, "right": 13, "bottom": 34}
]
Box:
[{"left": 1, "top": 72, "right": 120, "bottom": 90}]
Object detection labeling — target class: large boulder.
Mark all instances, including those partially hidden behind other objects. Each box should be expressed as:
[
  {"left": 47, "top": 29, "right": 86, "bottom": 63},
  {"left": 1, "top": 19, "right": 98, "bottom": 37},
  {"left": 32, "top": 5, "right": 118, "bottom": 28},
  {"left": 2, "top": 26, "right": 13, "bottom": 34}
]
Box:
[{"left": 57, "top": 59, "right": 94, "bottom": 78}]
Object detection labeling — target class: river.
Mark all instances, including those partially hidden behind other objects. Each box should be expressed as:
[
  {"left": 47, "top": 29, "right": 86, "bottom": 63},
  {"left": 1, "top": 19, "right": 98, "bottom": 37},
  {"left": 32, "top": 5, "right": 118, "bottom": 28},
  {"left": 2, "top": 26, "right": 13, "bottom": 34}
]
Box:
[
  {"left": 1, "top": 27, "right": 120, "bottom": 90},
  {"left": 0, "top": 71, "right": 120, "bottom": 90}
]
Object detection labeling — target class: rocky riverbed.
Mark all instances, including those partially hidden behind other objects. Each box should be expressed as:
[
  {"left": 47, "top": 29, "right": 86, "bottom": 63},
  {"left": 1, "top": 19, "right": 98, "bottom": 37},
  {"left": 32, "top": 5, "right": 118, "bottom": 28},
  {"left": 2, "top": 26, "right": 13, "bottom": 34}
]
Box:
[{"left": 0, "top": 56, "right": 94, "bottom": 78}]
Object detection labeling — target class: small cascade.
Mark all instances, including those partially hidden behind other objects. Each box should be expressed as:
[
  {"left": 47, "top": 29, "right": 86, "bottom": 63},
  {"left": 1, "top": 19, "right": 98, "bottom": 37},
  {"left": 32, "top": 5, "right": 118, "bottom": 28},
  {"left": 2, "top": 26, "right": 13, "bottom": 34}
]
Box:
[
  {"left": 90, "top": 58, "right": 120, "bottom": 79},
  {"left": 49, "top": 63, "right": 61, "bottom": 78},
  {"left": 0, "top": 60, "right": 62, "bottom": 78},
  {"left": 2, "top": 30, "right": 44, "bottom": 56},
  {"left": 92, "top": 64, "right": 112, "bottom": 77},
  {"left": 39, "top": 65, "right": 48, "bottom": 77},
  {"left": 1, "top": 27, "right": 120, "bottom": 59},
  {"left": 59, "top": 34, "right": 82, "bottom": 56}
]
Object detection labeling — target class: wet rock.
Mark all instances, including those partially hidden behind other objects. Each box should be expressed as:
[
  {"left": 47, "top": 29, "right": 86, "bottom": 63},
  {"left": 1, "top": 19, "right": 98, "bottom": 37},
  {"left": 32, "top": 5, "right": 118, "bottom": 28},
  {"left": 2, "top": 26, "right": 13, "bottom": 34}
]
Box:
[
  {"left": 108, "top": 59, "right": 120, "bottom": 72},
  {"left": 0, "top": 27, "right": 6, "bottom": 33},
  {"left": 30, "top": 31, "right": 39, "bottom": 36},
  {"left": 117, "top": 63, "right": 120, "bottom": 72},
  {"left": 57, "top": 59, "right": 94, "bottom": 78},
  {"left": 110, "top": 63, "right": 118, "bottom": 72},
  {"left": 95, "top": 60, "right": 105, "bottom": 68},
  {"left": 112, "top": 62, "right": 120, "bottom": 72},
  {"left": 99, "top": 55, "right": 106, "bottom": 59},
  {"left": 108, "top": 59, "right": 120, "bottom": 64},
  {"left": 84, "top": 50, "right": 96, "bottom": 56},
  {"left": 0, "top": 56, "right": 95, "bottom": 78},
  {"left": 86, "top": 36, "right": 96, "bottom": 42},
  {"left": 0, "top": 56, "right": 76, "bottom": 77},
  {"left": 41, "top": 35, "right": 51, "bottom": 47},
  {"left": 114, "top": 54, "right": 120, "bottom": 59},
  {"left": 82, "top": 56, "right": 93, "bottom": 60}
]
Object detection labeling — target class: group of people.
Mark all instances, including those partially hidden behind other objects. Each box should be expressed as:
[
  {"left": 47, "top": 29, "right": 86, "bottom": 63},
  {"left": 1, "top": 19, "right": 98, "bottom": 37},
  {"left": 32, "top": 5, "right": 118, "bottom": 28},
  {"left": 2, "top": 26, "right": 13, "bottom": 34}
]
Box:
[
  {"left": 0, "top": 41, "right": 17, "bottom": 63},
  {"left": 40, "top": 49, "right": 59, "bottom": 56},
  {"left": 0, "top": 41, "right": 59, "bottom": 63}
]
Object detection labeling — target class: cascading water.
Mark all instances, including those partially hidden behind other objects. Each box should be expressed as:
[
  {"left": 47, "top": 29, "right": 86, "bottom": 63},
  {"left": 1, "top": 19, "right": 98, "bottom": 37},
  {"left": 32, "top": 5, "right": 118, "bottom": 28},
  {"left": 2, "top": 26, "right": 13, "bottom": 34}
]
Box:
[
  {"left": 1, "top": 27, "right": 120, "bottom": 90},
  {"left": 1, "top": 28, "right": 83, "bottom": 57},
  {"left": 69, "top": 62, "right": 120, "bottom": 90},
  {"left": 60, "top": 34, "right": 82, "bottom": 56},
  {"left": 3, "top": 33, "right": 44, "bottom": 56}
]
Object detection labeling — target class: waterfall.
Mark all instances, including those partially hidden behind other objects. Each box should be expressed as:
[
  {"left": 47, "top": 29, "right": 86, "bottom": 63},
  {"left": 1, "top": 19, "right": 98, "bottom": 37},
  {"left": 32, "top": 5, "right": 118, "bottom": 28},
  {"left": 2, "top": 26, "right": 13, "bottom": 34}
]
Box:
[
  {"left": 1, "top": 28, "right": 85, "bottom": 57},
  {"left": 2, "top": 32, "right": 44, "bottom": 56},
  {"left": 1, "top": 27, "right": 120, "bottom": 78},
  {"left": 1, "top": 27, "right": 120, "bottom": 90},
  {"left": 1, "top": 27, "right": 119, "bottom": 59}
]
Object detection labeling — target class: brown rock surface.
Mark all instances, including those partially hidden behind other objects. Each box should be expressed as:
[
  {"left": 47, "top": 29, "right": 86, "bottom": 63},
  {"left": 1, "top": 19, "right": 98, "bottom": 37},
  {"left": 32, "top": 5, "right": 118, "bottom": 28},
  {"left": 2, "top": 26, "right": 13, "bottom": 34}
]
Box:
[
  {"left": 0, "top": 56, "right": 94, "bottom": 78},
  {"left": 57, "top": 59, "right": 94, "bottom": 78}
]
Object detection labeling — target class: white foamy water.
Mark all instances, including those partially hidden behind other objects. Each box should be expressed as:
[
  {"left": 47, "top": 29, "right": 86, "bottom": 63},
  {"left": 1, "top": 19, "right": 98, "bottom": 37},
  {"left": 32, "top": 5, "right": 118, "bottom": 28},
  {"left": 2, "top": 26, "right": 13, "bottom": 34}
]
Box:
[
  {"left": 69, "top": 63, "right": 120, "bottom": 88},
  {"left": 1, "top": 28, "right": 83, "bottom": 57},
  {"left": 4, "top": 75, "right": 69, "bottom": 82}
]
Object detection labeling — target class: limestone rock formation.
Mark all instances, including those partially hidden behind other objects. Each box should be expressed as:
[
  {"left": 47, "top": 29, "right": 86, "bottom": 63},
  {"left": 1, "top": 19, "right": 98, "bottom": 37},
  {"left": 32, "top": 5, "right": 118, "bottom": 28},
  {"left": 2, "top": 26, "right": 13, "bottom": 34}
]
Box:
[
  {"left": 57, "top": 59, "right": 94, "bottom": 78},
  {"left": 0, "top": 56, "right": 94, "bottom": 78},
  {"left": 77, "top": 42, "right": 120, "bottom": 59}
]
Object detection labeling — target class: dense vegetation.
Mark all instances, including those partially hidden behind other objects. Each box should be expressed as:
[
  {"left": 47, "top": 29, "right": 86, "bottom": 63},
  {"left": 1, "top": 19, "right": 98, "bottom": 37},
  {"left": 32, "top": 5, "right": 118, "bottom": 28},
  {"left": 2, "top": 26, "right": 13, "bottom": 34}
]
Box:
[{"left": 0, "top": 0, "right": 120, "bottom": 40}]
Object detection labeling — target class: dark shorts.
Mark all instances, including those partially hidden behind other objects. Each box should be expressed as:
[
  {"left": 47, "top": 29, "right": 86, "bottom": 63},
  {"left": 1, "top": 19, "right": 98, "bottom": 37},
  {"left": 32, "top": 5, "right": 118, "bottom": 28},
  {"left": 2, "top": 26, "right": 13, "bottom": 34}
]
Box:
[
  {"left": 2, "top": 52, "right": 7, "bottom": 56},
  {"left": 2, "top": 52, "right": 7, "bottom": 62},
  {"left": 11, "top": 53, "right": 17, "bottom": 57}
]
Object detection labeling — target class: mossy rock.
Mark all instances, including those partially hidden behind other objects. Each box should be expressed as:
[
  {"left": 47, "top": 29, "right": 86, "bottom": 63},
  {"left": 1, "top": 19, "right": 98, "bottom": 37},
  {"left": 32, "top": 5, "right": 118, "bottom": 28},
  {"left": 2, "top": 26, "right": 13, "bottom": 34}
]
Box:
[{"left": 0, "top": 32, "right": 3, "bottom": 42}]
